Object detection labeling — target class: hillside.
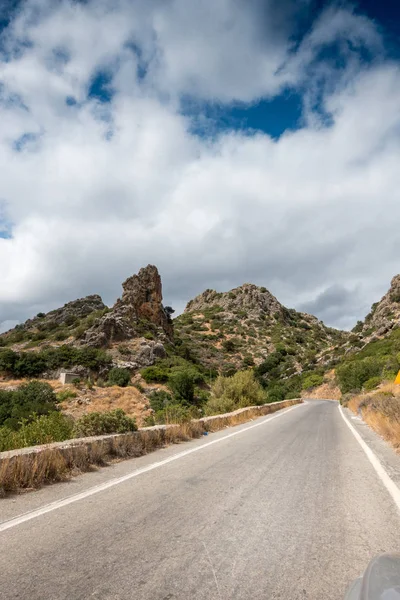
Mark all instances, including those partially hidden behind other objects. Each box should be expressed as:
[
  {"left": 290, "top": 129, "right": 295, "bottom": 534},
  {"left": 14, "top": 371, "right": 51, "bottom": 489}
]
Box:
[
  {"left": 174, "top": 283, "right": 348, "bottom": 380},
  {"left": 353, "top": 275, "right": 400, "bottom": 341},
  {"left": 0, "top": 265, "right": 173, "bottom": 375}
]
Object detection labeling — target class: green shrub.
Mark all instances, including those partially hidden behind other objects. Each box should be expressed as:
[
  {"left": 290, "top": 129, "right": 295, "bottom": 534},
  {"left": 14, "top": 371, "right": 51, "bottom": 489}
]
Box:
[
  {"left": 107, "top": 367, "right": 131, "bottom": 387},
  {"left": 36, "top": 312, "right": 46, "bottom": 318},
  {"left": 0, "top": 345, "right": 112, "bottom": 377},
  {"left": 143, "top": 331, "right": 155, "bottom": 340},
  {"left": 242, "top": 355, "right": 255, "bottom": 367},
  {"left": 149, "top": 390, "right": 174, "bottom": 412},
  {"left": 336, "top": 358, "right": 382, "bottom": 393},
  {"left": 302, "top": 374, "right": 324, "bottom": 390},
  {"left": 168, "top": 370, "right": 195, "bottom": 404},
  {"left": 0, "top": 412, "right": 74, "bottom": 452},
  {"left": 64, "top": 315, "right": 78, "bottom": 327},
  {"left": 206, "top": 370, "right": 266, "bottom": 415},
  {"left": 56, "top": 389, "right": 78, "bottom": 401},
  {"left": 73, "top": 325, "right": 87, "bottom": 339},
  {"left": 141, "top": 365, "right": 169, "bottom": 383},
  {"left": 153, "top": 404, "right": 197, "bottom": 424},
  {"left": 72, "top": 409, "right": 137, "bottom": 437},
  {"left": 267, "top": 384, "right": 285, "bottom": 403},
  {"left": 0, "top": 381, "right": 59, "bottom": 430},
  {"left": 363, "top": 376, "right": 382, "bottom": 391},
  {"left": 222, "top": 339, "right": 236, "bottom": 352},
  {"left": 54, "top": 330, "right": 68, "bottom": 341}
]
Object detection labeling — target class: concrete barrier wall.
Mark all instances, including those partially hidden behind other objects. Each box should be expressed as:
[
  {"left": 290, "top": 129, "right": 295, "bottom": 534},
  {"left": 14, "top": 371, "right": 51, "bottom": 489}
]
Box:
[
  {"left": 0, "top": 399, "right": 301, "bottom": 462},
  {"left": 0, "top": 399, "right": 302, "bottom": 494}
]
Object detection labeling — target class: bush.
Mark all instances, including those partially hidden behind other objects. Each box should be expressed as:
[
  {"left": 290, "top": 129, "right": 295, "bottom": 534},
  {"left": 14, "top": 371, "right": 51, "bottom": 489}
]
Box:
[
  {"left": 302, "top": 373, "right": 324, "bottom": 390},
  {"left": 0, "top": 412, "right": 74, "bottom": 451},
  {"left": 242, "top": 355, "right": 255, "bottom": 367},
  {"left": 221, "top": 364, "right": 236, "bottom": 377},
  {"left": 206, "top": 370, "right": 266, "bottom": 415},
  {"left": 56, "top": 389, "right": 78, "bottom": 401},
  {"left": 141, "top": 365, "right": 169, "bottom": 383},
  {"left": 73, "top": 409, "right": 137, "bottom": 437},
  {"left": 168, "top": 370, "right": 195, "bottom": 404},
  {"left": 54, "top": 330, "right": 68, "bottom": 341},
  {"left": 153, "top": 404, "right": 198, "bottom": 425},
  {"left": 336, "top": 358, "right": 382, "bottom": 393},
  {"left": 149, "top": 390, "right": 174, "bottom": 412},
  {"left": 363, "top": 376, "right": 382, "bottom": 391},
  {"left": 0, "top": 381, "right": 59, "bottom": 430},
  {"left": 267, "top": 384, "right": 285, "bottom": 403},
  {"left": 222, "top": 339, "right": 236, "bottom": 352},
  {"left": 107, "top": 367, "right": 131, "bottom": 387},
  {"left": 0, "top": 345, "right": 112, "bottom": 377}
]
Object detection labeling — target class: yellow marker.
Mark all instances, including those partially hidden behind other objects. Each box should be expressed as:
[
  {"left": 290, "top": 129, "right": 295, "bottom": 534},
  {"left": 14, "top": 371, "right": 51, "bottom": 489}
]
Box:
[{"left": 395, "top": 371, "right": 400, "bottom": 385}]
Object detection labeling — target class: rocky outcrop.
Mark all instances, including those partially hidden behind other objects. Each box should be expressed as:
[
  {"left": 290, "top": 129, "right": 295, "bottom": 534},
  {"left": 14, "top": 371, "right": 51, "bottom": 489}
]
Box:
[
  {"left": 361, "top": 275, "right": 400, "bottom": 338},
  {"left": 185, "top": 284, "right": 283, "bottom": 318},
  {"left": 4, "top": 295, "right": 106, "bottom": 335},
  {"left": 176, "top": 282, "right": 347, "bottom": 374},
  {"left": 81, "top": 265, "right": 173, "bottom": 348}
]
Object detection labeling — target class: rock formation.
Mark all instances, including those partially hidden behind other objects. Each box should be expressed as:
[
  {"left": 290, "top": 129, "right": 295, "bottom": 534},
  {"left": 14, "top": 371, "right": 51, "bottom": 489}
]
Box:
[
  {"left": 360, "top": 275, "right": 400, "bottom": 338},
  {"left": 81, "top": 265, "right": 173, "bottom": 348}
]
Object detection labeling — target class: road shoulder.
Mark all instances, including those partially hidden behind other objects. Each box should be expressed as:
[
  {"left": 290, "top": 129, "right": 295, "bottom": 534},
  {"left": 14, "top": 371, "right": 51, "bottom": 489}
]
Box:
[{"left": 340, "top": 404, "right": 400, "bottom": 493}]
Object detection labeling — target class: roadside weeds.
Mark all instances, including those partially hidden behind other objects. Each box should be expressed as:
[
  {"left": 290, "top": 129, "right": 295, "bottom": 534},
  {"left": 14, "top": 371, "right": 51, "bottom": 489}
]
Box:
[{"left": 0, "top": 399, "right": 300, "bottom": 496}]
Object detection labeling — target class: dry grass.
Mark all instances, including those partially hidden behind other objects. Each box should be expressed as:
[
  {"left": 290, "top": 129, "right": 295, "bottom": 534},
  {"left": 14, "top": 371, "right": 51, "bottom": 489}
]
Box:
[
  {"left": 0, "top": 376, "right": 154, "bottom": 427},
  {"left": 59, "top": 384, "right": 152, "bottom": 427},
  {"left": 345, "top": 385, "right": 400, "bottom": 451},
  {"left": 0, "top": 399, "right": 300, "bottom": 496}
]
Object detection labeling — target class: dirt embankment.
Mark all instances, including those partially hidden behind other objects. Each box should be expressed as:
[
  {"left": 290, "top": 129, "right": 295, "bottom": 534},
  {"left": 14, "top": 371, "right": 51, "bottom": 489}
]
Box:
[{"left": 301, "top": 370, "right": 341, "bottom": 400}]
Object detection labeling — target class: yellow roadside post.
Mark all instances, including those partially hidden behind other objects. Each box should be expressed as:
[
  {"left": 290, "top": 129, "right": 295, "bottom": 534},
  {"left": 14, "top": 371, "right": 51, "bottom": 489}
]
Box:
[{"left": 395, "top": 371, "right": 400, "bottom": 385}]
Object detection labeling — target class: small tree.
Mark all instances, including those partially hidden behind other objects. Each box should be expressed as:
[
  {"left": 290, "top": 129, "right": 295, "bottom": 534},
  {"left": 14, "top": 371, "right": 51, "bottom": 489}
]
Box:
[
  {"left": 222, "top": 339, "right": 235, "bottom": 352},
  {"left": 168, "top": 370, "right": 195, "bottom": 404},
  {"left": 164, "top": 306, "right": 175, "bottom": 323}
]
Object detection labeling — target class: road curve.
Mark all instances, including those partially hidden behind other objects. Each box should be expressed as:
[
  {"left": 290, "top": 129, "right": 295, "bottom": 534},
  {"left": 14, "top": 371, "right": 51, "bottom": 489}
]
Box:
[{"left": 1, "top": 400, "right": 400, "bottom": 600}]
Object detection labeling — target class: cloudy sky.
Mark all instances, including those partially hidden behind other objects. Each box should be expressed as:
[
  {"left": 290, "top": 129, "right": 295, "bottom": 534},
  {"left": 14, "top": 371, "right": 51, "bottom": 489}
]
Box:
[{"left": 0, "top": 0, "right": 399, "bottom": 332}]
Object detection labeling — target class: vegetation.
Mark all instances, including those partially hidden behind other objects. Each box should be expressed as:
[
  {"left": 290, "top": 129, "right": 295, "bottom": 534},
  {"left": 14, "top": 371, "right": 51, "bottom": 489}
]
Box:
[
  {"left": 0, "top": 345, "right": 112, "bottom": 378},
  {"left": 0, "top": 412, "right": 73, "bottom": 452},
  {"left": 107, "top": 367, "right": 131, "bottom": 387},
  {"left": 335, "top": 328, "right": 400, "bottom": 393},
  {"left": 206, "top": 370, "right": 266, "bottom": 415},
  {"left": 72, "top": 409, "right": 137, "bottom": 437},
  {"left": 0, "top": 381, "right": 59, "bottom": 430}
]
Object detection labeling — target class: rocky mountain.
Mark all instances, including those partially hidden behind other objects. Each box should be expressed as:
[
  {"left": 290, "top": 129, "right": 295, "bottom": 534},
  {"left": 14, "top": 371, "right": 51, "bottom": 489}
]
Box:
[
  {"left": 354, "top": 275, "right": 400, "bottom": 341},
  {"left": 175, "top": 283, "right": 348, "bottom": 377},
  {"left": 0, "top": 266, "right": 173, "bottom": 372},
  {"left": 1, "top": 295, "right": 107, "bottom": 346}
]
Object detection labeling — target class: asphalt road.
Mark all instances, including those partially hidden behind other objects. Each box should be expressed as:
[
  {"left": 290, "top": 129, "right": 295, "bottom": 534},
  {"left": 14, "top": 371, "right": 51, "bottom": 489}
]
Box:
[{"left": 1, "top": 400, "right": 400, "bottom": 600}]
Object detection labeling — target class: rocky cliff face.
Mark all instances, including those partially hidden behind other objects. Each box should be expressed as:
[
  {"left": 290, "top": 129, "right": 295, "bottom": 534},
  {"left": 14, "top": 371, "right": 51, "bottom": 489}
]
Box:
[
  {"left": 81, "top": 265, "right": 173, "bottom": 348},
  {"left": 359, "top": 275, "right": 400, "bottom": 339}
]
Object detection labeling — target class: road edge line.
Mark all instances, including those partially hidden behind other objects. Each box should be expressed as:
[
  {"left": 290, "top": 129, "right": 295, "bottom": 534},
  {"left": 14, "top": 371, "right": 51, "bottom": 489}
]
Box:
[
  {"left": 0, "top": 402, "right": 306, "bottom": 534},
  {"left": 338, "top": 403, "right": 400, "bottom": 512}
]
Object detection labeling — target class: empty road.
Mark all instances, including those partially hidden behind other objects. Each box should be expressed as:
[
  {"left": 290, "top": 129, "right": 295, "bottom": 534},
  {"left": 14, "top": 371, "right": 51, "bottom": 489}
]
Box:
[{"left": 1, "top": 400, "right": 400, "bottom": 600}]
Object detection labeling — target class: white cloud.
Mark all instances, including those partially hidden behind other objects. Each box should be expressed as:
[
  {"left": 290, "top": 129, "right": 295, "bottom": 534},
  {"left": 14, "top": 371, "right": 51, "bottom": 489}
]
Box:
[{"left": 0, "top": 0, "right": 399, "bottom": 331}]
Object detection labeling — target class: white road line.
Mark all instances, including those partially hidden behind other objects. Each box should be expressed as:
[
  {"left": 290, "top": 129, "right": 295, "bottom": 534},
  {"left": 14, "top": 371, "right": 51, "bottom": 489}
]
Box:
[
  {"left": 338, "top": 404, "right": 400, "bottom": 513},
  {"left": 0, "top": 402, "right": 306, "bottom": 534}
]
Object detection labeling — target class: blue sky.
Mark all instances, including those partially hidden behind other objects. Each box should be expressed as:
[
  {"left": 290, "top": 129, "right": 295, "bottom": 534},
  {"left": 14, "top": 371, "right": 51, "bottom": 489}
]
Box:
[{"left": 0, "top": 0, "right": 400, "bottom": 331}]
